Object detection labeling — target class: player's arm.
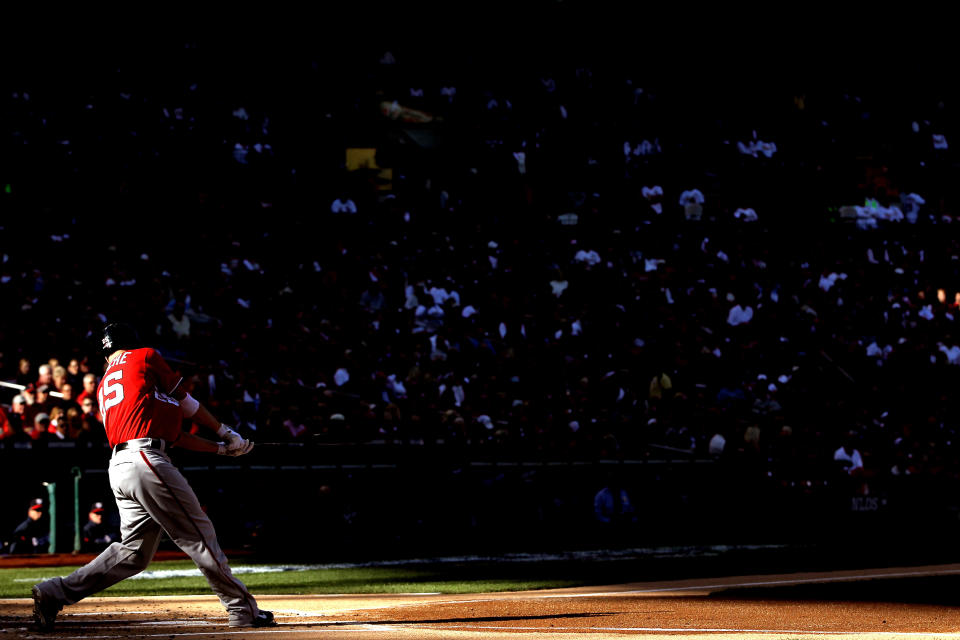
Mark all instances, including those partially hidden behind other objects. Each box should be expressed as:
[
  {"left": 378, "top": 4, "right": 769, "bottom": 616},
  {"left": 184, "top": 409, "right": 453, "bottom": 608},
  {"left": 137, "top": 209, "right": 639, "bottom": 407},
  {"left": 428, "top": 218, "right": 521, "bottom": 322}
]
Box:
[
  {"left": 178, "top": 401, "right": 219, "bottom": 433},
  {"left": 170, "top": 430, "right": 220, "bottom": 454},
  {"left": 175, "top": 394, "right": 252, "bottom": 455},
  {"left": 147, "top": 348, "right": 229, "bottom": 434},
  {"left": 146, "top": 349, "right": 252, "bottom": 455}
]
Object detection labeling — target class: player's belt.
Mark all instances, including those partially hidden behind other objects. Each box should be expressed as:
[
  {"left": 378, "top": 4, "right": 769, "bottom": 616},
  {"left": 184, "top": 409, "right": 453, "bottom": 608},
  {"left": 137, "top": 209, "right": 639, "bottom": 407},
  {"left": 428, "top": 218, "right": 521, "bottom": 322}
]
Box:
[{"left": 113, "top": 438, "right": 167, "bottom": 454}]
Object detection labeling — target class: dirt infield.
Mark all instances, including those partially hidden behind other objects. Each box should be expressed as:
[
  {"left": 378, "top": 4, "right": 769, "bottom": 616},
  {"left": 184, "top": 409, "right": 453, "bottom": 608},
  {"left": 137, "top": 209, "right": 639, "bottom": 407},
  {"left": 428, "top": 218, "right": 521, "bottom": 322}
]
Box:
[{"left": 3, "top": 564, "right": 960, "bottom": 639}]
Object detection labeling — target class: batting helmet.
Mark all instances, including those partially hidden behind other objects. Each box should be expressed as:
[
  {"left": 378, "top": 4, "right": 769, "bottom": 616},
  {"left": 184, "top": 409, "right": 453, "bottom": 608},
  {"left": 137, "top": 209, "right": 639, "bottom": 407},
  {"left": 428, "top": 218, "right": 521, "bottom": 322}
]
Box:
[{"left": 101, "top": 322, "right": 140, "bottom": 356}]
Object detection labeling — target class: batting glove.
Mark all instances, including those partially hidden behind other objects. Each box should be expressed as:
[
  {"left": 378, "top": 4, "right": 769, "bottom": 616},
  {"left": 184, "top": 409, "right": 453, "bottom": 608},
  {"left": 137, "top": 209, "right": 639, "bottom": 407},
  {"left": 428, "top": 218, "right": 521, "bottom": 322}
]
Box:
[
  {"left": 217, "top": 423, "right": 245, "bottom": 447},
  {"left": 217, "top": 440, "right": 255, "bottom": 456}
]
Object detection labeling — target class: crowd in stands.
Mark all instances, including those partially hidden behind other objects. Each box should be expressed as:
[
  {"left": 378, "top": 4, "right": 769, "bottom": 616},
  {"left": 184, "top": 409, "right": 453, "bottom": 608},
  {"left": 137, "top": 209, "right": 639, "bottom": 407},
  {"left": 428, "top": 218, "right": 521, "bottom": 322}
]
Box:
[
  {"left": 0, "top": 358, "right": 105, "bottom": 446},
  {"left": 4, "top": 34, "right": 960, "bottom": 505}
]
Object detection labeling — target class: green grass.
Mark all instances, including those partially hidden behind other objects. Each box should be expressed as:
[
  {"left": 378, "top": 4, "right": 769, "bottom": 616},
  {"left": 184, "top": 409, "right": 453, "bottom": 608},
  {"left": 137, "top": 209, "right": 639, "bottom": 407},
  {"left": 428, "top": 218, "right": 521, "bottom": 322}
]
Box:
[
  {"left": 0, "top": 544, "right": 837, "bottom": 599},
  {"left": 0, "top": 560, "right": 583, "bottom": 598}
]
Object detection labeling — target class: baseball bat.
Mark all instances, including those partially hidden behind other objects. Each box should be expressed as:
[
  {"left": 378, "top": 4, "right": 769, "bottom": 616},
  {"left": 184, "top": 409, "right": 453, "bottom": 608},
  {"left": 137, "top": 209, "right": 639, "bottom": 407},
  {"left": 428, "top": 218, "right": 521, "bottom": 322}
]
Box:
[
  {"left": 255, "top": 442, "right": 306, "bottom": 447},
  {"left": 253, "top": 440, "right": 351, "bottom": 448}
]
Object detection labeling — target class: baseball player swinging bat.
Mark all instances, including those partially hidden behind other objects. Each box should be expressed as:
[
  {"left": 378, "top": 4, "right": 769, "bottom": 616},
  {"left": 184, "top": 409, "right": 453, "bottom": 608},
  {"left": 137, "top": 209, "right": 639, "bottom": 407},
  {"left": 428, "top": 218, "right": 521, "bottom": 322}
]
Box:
[{"left": 31, "top": 323, "right": 276, "bottom": 630}]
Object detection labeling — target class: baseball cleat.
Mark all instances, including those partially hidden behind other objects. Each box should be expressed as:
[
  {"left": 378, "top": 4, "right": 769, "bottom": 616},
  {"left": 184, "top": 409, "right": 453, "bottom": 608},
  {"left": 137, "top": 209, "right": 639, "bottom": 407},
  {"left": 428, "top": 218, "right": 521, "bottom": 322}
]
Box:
[
  {"left": 32, "top": 584, "right": 61, "bottom": 631},
  {"left": 229, "top": 610, "right": 276, "bottom": 627}
]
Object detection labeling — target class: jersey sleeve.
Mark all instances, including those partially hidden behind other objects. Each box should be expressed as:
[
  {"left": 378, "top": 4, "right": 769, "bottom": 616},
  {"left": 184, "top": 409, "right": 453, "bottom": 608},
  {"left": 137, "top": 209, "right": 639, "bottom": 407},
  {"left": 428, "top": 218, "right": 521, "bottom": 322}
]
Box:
[{"left": 143, "top": 349, "right": 183, "bottom": 396}]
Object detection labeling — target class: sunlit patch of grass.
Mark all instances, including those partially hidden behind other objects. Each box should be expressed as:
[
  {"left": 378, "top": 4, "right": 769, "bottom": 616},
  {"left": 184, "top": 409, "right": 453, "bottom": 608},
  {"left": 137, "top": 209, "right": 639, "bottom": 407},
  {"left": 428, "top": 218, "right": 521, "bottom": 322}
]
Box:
[{"left": 0, "top": 561, "right": 581, "bottom": 598}]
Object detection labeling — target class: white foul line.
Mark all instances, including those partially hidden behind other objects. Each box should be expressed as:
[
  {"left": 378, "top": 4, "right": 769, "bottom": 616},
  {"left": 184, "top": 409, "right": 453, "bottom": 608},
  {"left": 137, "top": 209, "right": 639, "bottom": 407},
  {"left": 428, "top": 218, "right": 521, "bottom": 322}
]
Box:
[
  {"left": 57, "top": 624, "right": 960, "bottom": 638},
  {"left": 433, "top": 626, "right": 960, "bottom": 636},
  {"left": 56, "top": 626, "right": 381, "bottom": 639},
  {"left": 65, "top": 611, "right": 156, "bottom": 615}
]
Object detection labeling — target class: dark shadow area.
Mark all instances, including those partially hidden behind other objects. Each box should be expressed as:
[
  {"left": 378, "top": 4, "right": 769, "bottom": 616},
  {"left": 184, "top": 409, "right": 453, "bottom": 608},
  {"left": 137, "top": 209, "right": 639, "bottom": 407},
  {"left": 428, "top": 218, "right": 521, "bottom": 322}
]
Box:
[{"left": 709, "top": 575, "right": 960, "bottom": 607}]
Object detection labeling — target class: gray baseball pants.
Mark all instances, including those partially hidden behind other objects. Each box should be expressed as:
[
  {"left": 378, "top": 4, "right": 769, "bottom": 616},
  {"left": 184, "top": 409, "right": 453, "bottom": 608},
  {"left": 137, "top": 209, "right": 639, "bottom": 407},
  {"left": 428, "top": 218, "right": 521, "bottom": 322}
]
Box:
[{"left": 36, "top": 444, "right": 261, "bottom": 624}]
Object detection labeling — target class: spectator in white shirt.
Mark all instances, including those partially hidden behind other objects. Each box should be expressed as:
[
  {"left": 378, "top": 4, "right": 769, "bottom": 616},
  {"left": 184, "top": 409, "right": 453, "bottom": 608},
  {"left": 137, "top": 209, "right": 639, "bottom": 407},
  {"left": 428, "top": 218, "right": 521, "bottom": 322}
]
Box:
[
  {"left": 642, "top": 185, "right": 664, "bottom": 216},
  {"left": 679, "top": 189, "right": 704, "bottom": 221},
  {"left": 818, "top": 271, "right": 847, "bottom": 292},
  {"left": 331, "top": 197, "right": 358, "bottom": 214},
  {"left": 900, "top": 193, "right": 925, "bottom": 224},
  {"left": 708, "top": 432, "right": 726, "bottom": 456},
  {"left": 938, "top": 342, "right": 960, "bottom": 365},
  {"left": 727, "top": 303, "right": 754, "bottom": 326},
  {"left": 679, "top": 189, "right": 704, "bottom": 206},
  {"left": 513, "top": 151, "right": 527, "bottom": 175},
  {"left": 574, "top": 249, "right": 602, "bottom": 266},
  {"left": 834, "top": 437, "right": 864, "bottom": 476},
  {"left": 737, "top": 139, "right": 778, "bottom": 158},
  {"left": 624, "top": 139, "right": 661, "bottom": 157}
]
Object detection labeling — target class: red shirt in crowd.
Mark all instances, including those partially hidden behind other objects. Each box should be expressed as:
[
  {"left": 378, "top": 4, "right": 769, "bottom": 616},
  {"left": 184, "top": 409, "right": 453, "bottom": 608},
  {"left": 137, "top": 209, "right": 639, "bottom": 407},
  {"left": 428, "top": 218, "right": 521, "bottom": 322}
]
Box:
[
  {"left": 97, "top": 348, "right": 184, "bottom": 447},
  {"left": 0, "top": 407, "right": 13, "bottom": 439}
]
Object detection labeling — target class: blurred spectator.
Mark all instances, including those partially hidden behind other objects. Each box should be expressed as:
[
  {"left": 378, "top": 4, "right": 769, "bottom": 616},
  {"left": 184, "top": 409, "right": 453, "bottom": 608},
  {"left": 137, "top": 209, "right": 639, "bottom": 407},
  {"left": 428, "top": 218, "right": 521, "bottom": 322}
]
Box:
[
  {"left": 46, "top": 407, "right": 69, "bottom": 441},
  {"left": 35, "top": 364, "right": 53, "bottom": 388},
  {"left": 19, "top": 386, "right": 36, "bottom": 423},
  {"left": 0, "top": 405, "right": 14, "bottom": 440},
  {"left": 737, "top": 137, "right": 777, "bottom": 158},
  {"left": 63, "top": 406, "right": 84, "bottom": 439},
  {"left": 834, "top": 432, "right": 865, "bottom": 477},
  {"left": 76, "top": 401, "right": 106, "bottom": 446},
  {"left": 5, "top": 499, "right": 49, "bottom": 554},
  {"left": 708, "top": 431, "right": 727, "bottom": 457},
  {"left": 331, "top": 195, "right": 358, "bottom": 214},
  {"left": 752, "top": 384, "right": 782, "bottom": 417},
  {"left": 641, "top": 184, "right": 664, "bottom": 219},
  {"left": 165, "top": 300, "right": 192, "bottom": 342},
  {"left": 593, "top": 472, "right": 637, "bottom": 532},
  {"left": 28, "top": 413, "right": 52, "bottom": 443},
  {"left": 81, "top": 502, "right": 119, "bottom": 553},
  {"left": 51, "top": 365, "right": 67, "bottom": 392},
  {"left": 24, "top": 385, "right": 54, "bottom": 426},
  {"left": 679, "top": 188, "right": 705, "bottom": 220},
  {"left": 65, "top": 358, "right": 84, "bottom": 390},
  {"left": 79, "top": 396, "right": 99, "bottom": 421},
  {"left": 58, "top": 383, "right": 81, "bottom": 414},
  {"left": 4, "top": 395, "right": 28, "bottom": 436},
  {"left": 15, "top": 359, "right": 32, "bottom": 387},
  {"left": 76, "top": 373, "right": 98, "bottom": 407}
]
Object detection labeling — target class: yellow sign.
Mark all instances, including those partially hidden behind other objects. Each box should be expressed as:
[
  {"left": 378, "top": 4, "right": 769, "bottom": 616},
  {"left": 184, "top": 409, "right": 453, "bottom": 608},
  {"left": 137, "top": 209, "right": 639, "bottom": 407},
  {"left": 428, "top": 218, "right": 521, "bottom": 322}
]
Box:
[{"left": 346, "top": 148, "right": 392, "bottom": 191}]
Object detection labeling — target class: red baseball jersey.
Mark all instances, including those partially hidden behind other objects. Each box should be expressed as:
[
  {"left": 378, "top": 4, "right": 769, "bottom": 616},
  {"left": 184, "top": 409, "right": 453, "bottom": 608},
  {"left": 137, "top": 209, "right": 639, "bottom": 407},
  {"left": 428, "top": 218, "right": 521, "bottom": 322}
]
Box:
[{"left": 97, "top": 348, "right": 184, "bottom": 447}]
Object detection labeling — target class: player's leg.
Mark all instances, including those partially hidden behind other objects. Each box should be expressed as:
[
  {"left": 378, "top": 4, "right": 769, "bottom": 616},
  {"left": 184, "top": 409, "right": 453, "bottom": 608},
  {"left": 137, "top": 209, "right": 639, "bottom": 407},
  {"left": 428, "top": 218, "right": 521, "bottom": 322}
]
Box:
[
  {"left": 33, "top": 452, "right": 164, "bottom": 614},
  {"left": 135, "top": 449, "right": 266, "bottom": 625},
  {"left": 41, "top": 500, "right": 163, "bottom": 604}
]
